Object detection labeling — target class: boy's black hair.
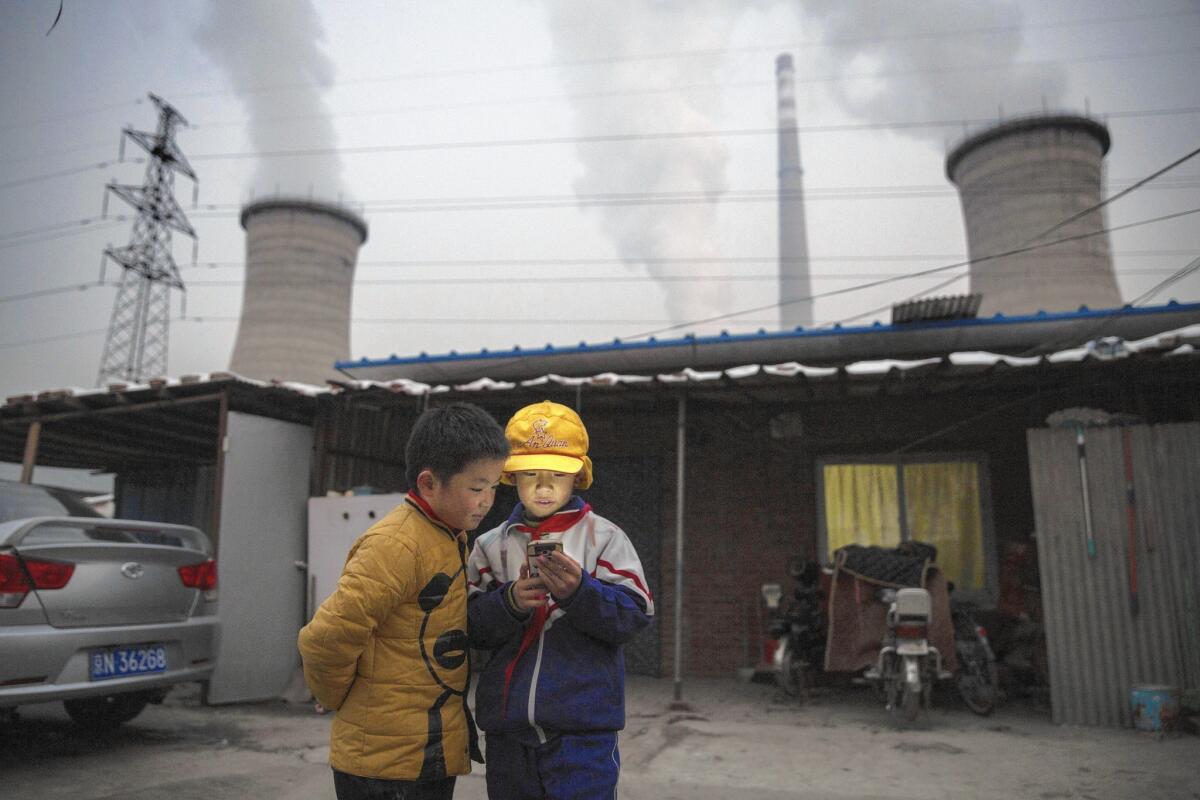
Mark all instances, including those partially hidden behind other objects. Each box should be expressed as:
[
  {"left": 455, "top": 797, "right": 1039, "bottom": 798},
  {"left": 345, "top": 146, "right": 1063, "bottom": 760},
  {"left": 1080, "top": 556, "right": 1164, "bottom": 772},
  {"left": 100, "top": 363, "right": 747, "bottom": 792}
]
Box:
[{"left": 404, "top": 402, "right": 509, "bottom": 489}]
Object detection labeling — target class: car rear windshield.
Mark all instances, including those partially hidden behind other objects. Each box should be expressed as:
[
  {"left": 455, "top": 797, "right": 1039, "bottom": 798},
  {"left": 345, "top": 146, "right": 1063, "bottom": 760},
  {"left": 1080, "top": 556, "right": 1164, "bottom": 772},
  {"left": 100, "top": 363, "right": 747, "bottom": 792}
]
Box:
[
  {"left": 0, "top": 480, "right": 102, "bottom": 522},
  {"left": 17, "top": 521, "right": 185, "bottom": 547},
  {"left": 0, "top": 481, "right": 181, "bottom": 546}
]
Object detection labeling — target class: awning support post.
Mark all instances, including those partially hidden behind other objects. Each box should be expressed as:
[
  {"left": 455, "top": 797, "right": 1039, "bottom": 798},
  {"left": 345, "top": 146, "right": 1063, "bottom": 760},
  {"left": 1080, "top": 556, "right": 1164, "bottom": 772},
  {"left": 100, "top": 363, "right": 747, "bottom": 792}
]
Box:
[
  {"left": 20, "top": 421, "right": 41, "bottom": 484},
  {"left": 673, "top": 392, "right": 687, "bottom": 703}
]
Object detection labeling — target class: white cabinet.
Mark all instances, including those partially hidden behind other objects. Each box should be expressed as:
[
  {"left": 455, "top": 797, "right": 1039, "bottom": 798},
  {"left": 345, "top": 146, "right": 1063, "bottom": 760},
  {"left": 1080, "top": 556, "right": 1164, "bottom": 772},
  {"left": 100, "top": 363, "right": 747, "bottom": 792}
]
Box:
[{"left": 305, "top": 494, "right": 406, "bottom": 617}]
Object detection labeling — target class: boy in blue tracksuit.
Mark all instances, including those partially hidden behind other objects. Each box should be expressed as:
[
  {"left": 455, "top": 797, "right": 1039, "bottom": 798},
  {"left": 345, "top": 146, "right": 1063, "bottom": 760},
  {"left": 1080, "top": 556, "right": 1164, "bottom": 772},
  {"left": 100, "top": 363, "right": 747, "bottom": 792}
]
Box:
[{"left": 467, "top": 401, "right": 654, "bottom": 799}]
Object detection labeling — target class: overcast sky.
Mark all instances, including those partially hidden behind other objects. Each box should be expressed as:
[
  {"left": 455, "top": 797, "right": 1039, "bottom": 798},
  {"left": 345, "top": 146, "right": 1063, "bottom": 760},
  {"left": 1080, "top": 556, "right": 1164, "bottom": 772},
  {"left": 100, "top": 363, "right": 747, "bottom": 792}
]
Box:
[{"left": 2, "top": 0, "right": 1198, "bottom": 417}]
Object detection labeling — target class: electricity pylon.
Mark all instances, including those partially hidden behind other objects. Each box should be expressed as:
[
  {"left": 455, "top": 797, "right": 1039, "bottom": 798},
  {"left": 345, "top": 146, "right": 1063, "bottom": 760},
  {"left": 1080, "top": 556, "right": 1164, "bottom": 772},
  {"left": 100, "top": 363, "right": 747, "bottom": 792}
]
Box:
[{"left": 97, "top": 93, "right": 197, "bottom": 386}]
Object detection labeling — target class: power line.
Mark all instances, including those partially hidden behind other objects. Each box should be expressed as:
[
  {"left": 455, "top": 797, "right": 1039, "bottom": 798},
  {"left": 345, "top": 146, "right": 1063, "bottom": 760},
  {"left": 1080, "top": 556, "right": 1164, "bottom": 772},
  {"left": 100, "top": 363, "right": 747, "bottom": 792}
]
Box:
[
  {"left": 164, "top": 8, "right": 1200, "bottom": 101},
  {"left": 5, "top": 174, "right": 1195, "bottom": 247},
  {"left": 1012, "top": 255, "right": 1200, "bottom": 359},
  {"left": 0, "top": 139, "right": 115, "bottom": 169},
  {"left": 0, "top": 220, "right": 127, "bottom": 251},
  {"left": 3, "top": 47, "right": 1192, "bottom": 172},
  {"left": 638, "top": 143, "right": 1200, "bottom": 338},
  {"left": 814, "top": 273, "right": 969, "bottom": 330},
  {"left": 174, "top": 315, "right": 794, "bottom": 327},
  {"left": 176, "top": 266, "right": 1194, "bottom": 289},
  {"left": 861, "top": 143, "right": 1200, "bottom": 331},
  {"left": 5, "top": 265, "right": 1194, "bottom": 308},
  {"left": 182, "top": 108, "right": 1200, "bottom": 163},
  {"left": 184, "top": 45, "right": 1200, "bottom": 132},
  {"left": 0, "top": 281, "right": 113, "bottom": 305},
  {"left": 6, "top": 106, "right": 1197, "bottom": 194},
  {"left": 0, "top": 216, "right": 131, "bottom": 243},
  {"left": 0, "top": 160, "right": 142, "bottom": 191},
  {"left": 182, "top": 249, "right": 1197, "bottom": 270},
  {"left": 0, "top": 98, "right": 146, "bottom": 135},
  {"left": 1027, "top": 144, "right": 1200, "bottom": 243},
  {"left": 1130, "top": 256, "right": 1200, "bottom": 305},
  {"left": 182, "top": 174, "right": 1200, "bottom": 214},
  {"left": 0, "top": 327, "right": 111, "bottom": 351},
  {"left": 2, "top": 7, "right": 1193, "bottom": 139},
  {"left": 624, "top": 206, "right": 1200, "bottom": 340}
]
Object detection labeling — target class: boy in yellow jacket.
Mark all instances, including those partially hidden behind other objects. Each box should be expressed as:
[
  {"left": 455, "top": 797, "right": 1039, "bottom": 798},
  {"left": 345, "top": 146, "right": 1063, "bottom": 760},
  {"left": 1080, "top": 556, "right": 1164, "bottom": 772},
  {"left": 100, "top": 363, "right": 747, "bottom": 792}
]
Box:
[{"left": 299, "top": 402, "right": 509, "bottom": 800}]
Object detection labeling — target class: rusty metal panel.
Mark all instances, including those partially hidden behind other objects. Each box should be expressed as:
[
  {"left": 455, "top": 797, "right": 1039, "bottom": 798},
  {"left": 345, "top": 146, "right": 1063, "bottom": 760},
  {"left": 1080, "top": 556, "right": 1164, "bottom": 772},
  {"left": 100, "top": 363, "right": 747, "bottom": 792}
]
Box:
[{"left": 1028, "top": 423, "right": 1200, "bottom": 727}]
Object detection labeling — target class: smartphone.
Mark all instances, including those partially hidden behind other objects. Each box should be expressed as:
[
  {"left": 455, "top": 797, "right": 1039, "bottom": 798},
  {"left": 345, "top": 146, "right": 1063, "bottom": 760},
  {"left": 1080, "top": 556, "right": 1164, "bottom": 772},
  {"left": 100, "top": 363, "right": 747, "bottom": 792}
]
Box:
[{"left": 527, "top": 540, "right": 563, "bottom": 577}]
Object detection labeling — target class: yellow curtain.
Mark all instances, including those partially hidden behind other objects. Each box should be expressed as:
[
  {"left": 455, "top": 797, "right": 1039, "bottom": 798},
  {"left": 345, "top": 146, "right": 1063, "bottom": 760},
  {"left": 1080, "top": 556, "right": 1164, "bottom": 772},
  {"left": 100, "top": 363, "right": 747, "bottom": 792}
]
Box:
[
  {"left": 823, "top": 463, "right": 901, "bottom": 558},
  {"left": 823, "top": 460, "right": 986, "bottom": 590},
  {"left": 903, "top": 462, "right": 985, "bottom": 590}
]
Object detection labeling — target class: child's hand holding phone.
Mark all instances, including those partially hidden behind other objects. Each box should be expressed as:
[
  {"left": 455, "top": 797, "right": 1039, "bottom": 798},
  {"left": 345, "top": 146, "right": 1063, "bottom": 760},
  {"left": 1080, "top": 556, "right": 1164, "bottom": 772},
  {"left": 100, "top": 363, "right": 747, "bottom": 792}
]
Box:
[
  {"left": 532, "top": 546, "right": 582, "bottom": 601},
  {"left": 510, "top": 563, "right": 547, "bottom": 612}
]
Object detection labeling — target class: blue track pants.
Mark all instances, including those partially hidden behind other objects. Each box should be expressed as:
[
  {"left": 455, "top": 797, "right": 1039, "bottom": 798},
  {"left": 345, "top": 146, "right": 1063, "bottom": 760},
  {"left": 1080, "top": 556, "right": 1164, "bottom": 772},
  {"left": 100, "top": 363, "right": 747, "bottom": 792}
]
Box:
[{"left": 484, "top": 731, "right": 620, "bottom": 800}]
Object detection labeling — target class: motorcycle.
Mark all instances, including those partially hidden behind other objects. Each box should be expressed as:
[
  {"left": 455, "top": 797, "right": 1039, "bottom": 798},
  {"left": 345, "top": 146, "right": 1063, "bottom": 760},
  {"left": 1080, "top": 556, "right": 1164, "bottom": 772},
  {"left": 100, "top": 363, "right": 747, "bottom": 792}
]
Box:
[
  {"left": 866, "top": 586, "right": 945, "bottom": 725},
  {"left": 764, "top": 559, "right": 827, "bottom": 696},
  {"left": 949, "top": 588, "right": 1000, "bottom": 715}
]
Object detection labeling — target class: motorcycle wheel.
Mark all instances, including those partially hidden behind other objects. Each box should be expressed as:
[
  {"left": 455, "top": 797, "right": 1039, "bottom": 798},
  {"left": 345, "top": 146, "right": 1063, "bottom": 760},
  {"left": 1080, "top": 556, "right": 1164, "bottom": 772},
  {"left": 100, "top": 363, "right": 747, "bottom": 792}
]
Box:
[
  {"left": 889, "top": 684, "right": 921, "bottom": 725},
  {"left": 887, "top": 655, "right": 922, "bottom": 725},
  {"left": 956, "top": 656, "right": 1000, "bottom": 716},
  {"left": 777, "top": 648, "right": 805, "bottom": 697}
]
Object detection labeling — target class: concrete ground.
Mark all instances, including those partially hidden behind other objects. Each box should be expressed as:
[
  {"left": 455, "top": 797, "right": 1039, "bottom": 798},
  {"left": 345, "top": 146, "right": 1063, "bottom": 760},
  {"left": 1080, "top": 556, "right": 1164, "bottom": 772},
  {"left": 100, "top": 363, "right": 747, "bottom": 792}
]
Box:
[{"left": 2, "top": 676, "right": 1196, "bottom": 800}]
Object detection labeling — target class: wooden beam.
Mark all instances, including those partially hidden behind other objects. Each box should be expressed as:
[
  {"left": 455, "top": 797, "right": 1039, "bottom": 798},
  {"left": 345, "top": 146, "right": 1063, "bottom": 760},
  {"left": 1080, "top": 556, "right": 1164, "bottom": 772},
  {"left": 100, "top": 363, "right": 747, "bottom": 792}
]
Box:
[
  {"left": 81, "top": 411, "right": 215, "bottom": 451},
  {"left": 0, "top": 392, "right": 224, "bottom": 427},
  {"left": 33, "top": 427, "right": 210, "bottom": 467},
  {"left": 19, "top": 421, "right": 41, "bottom": 483}
]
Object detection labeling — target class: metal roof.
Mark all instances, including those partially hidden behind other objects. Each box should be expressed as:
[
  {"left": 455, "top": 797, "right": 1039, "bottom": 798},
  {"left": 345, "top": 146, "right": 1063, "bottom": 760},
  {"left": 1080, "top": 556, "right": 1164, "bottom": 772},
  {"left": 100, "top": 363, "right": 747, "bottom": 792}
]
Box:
[
  {"left": 335, "top": 322, "right": 1199, "bottom": 399},
  {"left": 4, "top": 324, "right": 1197, "bottom": 471},
  {"left": 337, "top": 301, "right": 1200, "bottom": 386},
  {"left": 1, "top": 373, "right": 318, "bottom": 471}
]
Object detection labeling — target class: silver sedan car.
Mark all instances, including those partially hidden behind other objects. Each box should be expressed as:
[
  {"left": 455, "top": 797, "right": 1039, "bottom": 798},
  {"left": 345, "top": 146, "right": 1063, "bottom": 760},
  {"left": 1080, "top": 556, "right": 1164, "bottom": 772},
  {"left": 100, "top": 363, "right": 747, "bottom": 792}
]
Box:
[{"left": 0, "top": 482, "right": 218, "bottom": 728}]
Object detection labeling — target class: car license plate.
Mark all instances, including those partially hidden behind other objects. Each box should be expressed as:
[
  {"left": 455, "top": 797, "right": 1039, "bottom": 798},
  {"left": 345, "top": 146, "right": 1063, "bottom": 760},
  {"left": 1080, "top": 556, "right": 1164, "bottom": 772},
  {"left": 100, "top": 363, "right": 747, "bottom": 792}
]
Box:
[{"left": 89, "top": 645, "right": 167, "bottom": 681}]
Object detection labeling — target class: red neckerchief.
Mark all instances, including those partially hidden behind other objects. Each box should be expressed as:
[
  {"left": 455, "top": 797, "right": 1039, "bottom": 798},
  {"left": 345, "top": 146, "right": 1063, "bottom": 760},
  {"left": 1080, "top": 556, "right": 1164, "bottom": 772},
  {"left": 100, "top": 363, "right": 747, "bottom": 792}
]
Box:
[
  {"left": 502, "top": 502, "right": 591, "bottom": 714},
  {"left": 405, "top": 490, "right": 461, "bottom": 539},
  {"left": 511, "top": 501, "right": 591, "bottom": 541}
]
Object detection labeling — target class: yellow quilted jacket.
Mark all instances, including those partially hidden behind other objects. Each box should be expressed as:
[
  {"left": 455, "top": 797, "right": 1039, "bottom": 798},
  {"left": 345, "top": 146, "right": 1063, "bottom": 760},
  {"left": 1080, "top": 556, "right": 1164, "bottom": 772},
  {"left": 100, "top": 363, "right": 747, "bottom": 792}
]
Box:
[{"left": 298, "top": 495, "right": 472, "bottom": 780}]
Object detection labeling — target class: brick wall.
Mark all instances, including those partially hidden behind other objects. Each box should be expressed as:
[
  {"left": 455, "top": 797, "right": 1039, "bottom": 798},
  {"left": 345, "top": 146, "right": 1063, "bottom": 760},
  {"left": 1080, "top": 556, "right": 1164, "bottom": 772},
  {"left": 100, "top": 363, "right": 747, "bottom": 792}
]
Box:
[{"left": 634, "top": 404, "right": 817, "bottom": 678}]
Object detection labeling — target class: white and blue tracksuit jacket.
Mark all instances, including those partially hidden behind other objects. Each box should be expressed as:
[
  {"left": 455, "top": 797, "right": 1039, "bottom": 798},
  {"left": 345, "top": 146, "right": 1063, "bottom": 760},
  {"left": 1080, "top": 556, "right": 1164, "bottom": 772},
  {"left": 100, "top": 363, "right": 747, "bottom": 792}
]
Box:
[{"left": 467, "top": 497, "right": 654, "bottom": 744}]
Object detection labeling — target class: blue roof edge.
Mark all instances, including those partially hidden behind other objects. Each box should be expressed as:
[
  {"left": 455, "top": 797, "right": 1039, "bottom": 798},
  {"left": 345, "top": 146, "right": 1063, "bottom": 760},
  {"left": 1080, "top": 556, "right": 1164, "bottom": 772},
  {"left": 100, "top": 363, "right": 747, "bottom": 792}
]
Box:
[{"left": 336, "top": 300, "right": 1200, "bottom": 370}]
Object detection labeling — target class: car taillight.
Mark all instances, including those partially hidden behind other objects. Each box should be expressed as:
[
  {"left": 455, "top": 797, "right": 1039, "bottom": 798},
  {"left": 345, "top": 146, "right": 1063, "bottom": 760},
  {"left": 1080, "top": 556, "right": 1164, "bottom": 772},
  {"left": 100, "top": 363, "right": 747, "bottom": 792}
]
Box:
[
  {"left": 895, "top": 624, "right": 927, "bottom": 640},
  {"left": 178, "top": 559, "right": 217, "bottom": 591},
  {"left": 0, "top": 553, "right": 75, "bottom": 607},
  {"left": 0, "top": 554, "right": 29, "bottom": 607}
]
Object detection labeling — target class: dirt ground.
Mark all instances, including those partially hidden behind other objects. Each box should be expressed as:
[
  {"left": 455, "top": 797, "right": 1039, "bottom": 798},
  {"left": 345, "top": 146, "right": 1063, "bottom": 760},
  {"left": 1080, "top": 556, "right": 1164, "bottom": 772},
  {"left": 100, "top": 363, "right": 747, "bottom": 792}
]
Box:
[{"left": 2, "top": 675, "right": 1197, "bottom": 800}]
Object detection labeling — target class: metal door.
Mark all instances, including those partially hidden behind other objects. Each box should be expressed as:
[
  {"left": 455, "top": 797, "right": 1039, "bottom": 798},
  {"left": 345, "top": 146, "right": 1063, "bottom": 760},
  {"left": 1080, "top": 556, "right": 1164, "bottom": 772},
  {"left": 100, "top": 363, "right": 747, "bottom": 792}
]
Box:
[{"left": 207, "top": 412, "right": 312, "bottom": 703}]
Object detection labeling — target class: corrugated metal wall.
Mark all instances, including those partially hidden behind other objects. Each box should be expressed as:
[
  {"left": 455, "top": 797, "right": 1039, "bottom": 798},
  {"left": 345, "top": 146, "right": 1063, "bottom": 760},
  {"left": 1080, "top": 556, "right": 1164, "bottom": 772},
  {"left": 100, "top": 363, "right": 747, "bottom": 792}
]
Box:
[{"left": 1028, "top": 423, "right": 1200, "bottom": 727}]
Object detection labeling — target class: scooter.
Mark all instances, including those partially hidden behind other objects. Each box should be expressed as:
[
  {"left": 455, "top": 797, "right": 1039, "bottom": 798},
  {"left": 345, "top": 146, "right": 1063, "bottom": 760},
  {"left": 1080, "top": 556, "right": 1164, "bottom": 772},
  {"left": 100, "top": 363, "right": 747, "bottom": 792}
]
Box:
[
  {"left": 949, "top": 590, "right": 1000, "bottom": 715},
  {"left": 866, "top": 586, "right": 945, "bottom": 725},
  {"left": 765, "top": 559, "right": 826, "bottom": 696}
]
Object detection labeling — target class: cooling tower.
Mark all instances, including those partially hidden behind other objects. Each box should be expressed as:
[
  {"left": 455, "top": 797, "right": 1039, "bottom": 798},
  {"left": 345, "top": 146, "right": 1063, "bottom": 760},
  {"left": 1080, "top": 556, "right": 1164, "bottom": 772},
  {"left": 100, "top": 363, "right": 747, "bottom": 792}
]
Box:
[
  {"left": 776, "top": 53, "right": 814, "bottom": 330},
  {"left": 229, "top": 198, "right": 368, "bottom": 385},
  {"left": 946, "top": 115, "right": 1121, "bottom": 317}
]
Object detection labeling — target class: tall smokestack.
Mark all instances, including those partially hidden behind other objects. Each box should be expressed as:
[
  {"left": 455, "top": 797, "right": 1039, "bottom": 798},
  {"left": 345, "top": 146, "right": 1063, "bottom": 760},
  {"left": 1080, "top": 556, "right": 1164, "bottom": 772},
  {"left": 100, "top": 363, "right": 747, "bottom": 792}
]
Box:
[
  {"left": 947, "top": 115, "right": 1121, "bottom": 316},
  {"left": 229, "top": 199, "right": 368, "bottom": 385},
  {"left": 776, "top": 54, "right": 814, "bottom": 331}
]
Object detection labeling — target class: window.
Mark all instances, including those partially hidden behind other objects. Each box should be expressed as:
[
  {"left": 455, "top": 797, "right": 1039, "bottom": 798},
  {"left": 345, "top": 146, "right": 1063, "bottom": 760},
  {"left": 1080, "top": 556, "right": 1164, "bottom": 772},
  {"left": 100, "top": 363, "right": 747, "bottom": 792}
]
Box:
[{"left": 818, "top": 456, "right": 994, "bottom": 594}]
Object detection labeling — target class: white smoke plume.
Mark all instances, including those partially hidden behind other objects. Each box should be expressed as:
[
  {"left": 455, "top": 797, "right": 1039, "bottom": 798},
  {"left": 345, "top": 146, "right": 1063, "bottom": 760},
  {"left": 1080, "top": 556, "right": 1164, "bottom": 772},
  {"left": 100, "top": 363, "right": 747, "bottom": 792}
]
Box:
[
  {"left": 797, "top": 0, "right": 1067, "bottom": 142},
  {"left": 541, "top": 1, "right": 764, "bottom": 328},
  {"left": 541, "top": 1, "right": 1062, "bottom": 329},
  {"left": 195, "top": 0, "right": 343, "bottom": 198}
]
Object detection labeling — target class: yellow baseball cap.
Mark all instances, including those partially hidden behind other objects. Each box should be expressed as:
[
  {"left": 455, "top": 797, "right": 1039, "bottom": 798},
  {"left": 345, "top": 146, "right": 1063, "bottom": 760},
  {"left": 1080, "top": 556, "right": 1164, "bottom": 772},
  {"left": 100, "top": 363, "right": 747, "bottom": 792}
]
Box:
[{"left": 501, "top": 401, "right": 593, "bottom": 490}]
